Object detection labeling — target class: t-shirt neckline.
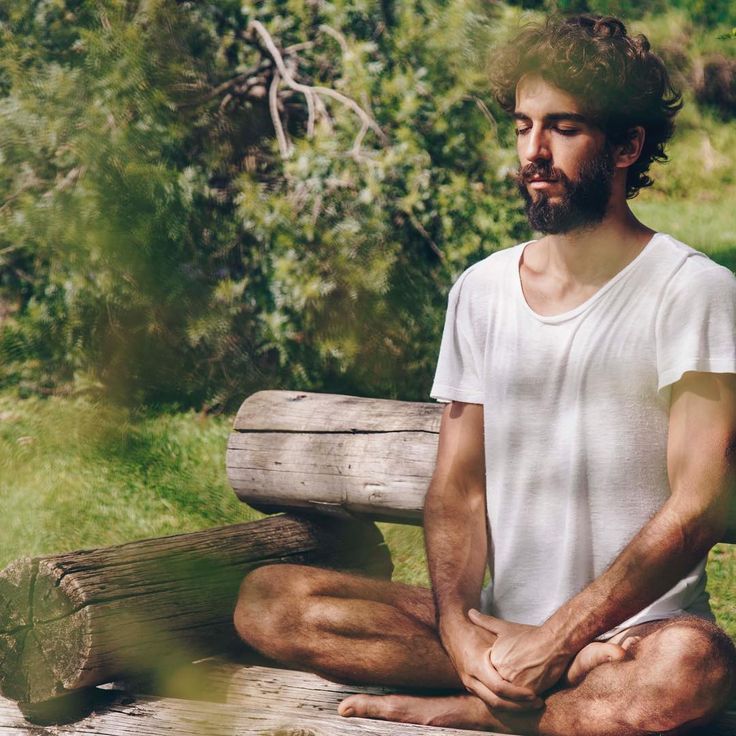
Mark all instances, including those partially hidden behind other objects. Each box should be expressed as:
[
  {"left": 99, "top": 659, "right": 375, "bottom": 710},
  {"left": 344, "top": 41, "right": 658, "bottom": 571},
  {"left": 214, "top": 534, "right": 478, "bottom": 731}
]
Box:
[{"left": 515, "top": 233, "right": 661, "bottom": 324}]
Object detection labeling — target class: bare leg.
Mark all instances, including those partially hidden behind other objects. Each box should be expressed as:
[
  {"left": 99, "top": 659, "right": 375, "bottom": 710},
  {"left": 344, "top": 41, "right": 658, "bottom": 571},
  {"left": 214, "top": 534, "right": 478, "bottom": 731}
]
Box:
[
  {"left": 234, "top": 567, "right": 734, "bottom": 733},
  {"left": 233, "top": 563, "right": 460, "bottom": 688},
  {"left": 340, "top": 616, "right": 736, "bottom": 735}
]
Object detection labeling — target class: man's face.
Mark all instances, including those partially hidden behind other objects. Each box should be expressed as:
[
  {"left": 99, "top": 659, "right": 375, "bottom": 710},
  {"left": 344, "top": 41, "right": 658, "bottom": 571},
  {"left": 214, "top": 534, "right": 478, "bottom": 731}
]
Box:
[{"left": 514, "top": 75, "right": 615, "bottom": 234}]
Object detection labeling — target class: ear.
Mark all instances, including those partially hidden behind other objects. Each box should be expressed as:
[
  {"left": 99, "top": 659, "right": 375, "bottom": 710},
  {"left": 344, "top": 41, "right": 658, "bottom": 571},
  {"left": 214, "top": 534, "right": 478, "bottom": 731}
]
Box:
[{"left": 613, "top": 126, "right": 645, "bottom": 170}]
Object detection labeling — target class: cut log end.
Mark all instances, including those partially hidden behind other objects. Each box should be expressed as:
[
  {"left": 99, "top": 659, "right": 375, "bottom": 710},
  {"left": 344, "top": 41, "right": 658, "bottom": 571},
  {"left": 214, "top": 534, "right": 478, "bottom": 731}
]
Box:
[{"left": 0, "top": 560, "right": 91, "bottom": 704}]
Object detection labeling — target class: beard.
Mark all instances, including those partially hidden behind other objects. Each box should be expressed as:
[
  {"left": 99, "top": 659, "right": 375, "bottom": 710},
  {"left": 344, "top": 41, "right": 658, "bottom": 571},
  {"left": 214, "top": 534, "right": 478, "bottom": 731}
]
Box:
[{"left": 516, "top": 147, "right": 615, "bottom": 235}]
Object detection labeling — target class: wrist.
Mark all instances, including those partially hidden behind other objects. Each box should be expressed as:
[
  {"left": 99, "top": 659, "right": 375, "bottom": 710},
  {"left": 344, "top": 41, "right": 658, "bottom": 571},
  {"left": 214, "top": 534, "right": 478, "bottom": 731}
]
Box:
[
  {"left": 542, "top": 611, "right": 593, "bottom": 657},
  {"left": 438, "top": 608, "right": 472, "bottom": 648}
]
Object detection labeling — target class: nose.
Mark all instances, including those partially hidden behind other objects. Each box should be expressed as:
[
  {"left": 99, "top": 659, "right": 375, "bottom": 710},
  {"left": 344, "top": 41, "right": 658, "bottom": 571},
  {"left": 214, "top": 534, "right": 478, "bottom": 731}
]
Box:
[{"left": 521, "top": 126, "right": 551, "bottom": 164}]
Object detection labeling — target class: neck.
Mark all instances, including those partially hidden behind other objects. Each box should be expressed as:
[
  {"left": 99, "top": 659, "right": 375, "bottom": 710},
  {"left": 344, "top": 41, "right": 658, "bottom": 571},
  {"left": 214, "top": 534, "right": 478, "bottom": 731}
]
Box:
[{"left": 540, "top": 202, "right": 655, "bottom": 285}]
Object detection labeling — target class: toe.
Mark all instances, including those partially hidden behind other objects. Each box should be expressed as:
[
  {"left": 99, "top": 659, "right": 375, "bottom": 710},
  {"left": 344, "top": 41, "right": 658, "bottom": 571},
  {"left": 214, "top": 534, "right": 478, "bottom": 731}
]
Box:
[
  {"left": 338, "top": 694, "right": 390, "bottom": 721},
  {"left": 621, "top": 635, "right": 642, "bottom": 652},
  {"left": 338, "top": 695, "right": 359, "bottom": 718},
  {"left": 567, "top": 641, "right": 626, "bottom": 685}
]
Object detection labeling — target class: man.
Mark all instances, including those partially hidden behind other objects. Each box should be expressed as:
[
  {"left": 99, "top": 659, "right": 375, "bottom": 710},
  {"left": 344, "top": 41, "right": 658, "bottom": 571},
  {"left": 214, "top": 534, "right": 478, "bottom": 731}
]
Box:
[{"left": 233, "top": 14, "right": 736, "bottom": 735}]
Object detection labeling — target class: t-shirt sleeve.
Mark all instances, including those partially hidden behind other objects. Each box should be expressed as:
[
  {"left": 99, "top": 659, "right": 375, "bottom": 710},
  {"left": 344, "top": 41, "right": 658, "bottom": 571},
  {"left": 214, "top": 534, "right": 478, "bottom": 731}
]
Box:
[
  {"left": 430, "top": 271, "right": 485, "bottom": 404},
  {"left": 655, "top": 257, "right": 736, "bottom": 391}
]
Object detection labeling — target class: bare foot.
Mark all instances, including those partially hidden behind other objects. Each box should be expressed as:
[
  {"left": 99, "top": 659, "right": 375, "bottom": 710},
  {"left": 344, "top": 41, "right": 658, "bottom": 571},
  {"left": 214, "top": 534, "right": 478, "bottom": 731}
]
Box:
[
  {"left": 338, "top": 692, "right": 514, "bottom": 731},
  {"left": 566, "top": 641, "right": 626, "bottom": 685}
]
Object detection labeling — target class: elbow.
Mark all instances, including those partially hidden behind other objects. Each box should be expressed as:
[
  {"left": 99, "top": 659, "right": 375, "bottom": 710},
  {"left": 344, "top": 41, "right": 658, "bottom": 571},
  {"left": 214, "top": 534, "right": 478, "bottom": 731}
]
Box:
[{"left": 671, "top": 508, "right": 725, "bottom": 557}]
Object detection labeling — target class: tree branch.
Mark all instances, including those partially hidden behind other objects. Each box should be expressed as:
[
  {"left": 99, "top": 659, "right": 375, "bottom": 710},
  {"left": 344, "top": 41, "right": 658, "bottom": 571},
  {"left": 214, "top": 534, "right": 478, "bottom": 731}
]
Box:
[
  {"left": 247, "top": 20, "right": 388, "bottom": 158},
  {"left": 268, "top": 69, "right": 292, "bottom": 158}
]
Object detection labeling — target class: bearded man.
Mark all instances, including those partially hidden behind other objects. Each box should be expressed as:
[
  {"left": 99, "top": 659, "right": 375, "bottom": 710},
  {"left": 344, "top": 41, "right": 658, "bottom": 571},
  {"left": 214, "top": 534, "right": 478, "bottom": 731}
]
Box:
[{"left": 232, "top": 14, "right": 736, "bottom": 735}]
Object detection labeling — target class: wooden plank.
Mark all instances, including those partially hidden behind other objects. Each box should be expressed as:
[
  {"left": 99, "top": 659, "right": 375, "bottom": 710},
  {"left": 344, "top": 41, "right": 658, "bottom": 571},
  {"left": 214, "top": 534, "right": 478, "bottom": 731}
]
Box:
[
  {"left": 200, "top": 662, "right": 736, "bottom": 736},
  {"left": 126, "top": 659, "right": 736, "bottom": 736},
  {"left": 0, "top": 689, "right": 511, "bottom": 735},
  {"left": 2, "top": 666, "right": 734, "bottom": 735},
  {"left": 0, "top": 516, "right": 391, "bottom": 708}
]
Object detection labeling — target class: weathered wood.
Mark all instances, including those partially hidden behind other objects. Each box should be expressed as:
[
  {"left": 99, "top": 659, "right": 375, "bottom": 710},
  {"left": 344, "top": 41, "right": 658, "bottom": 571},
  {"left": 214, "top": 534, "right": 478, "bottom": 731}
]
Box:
[
  {"left": 233, "top": 390, "right": 443, "bottom": 434},
  {"left": 6, "top": 663, "right": 733, "bottom": 736},
  {"left": 0, "top": 515, "right": 392, "bottom": 709},
  {"left": 227, "top": 391, "right": 441, "bottom": 523},
  {"left": 0, "top": 683, "right": 510, "bottom": 735},
  {"left": 227, "top": 431, "right": 435, "bottom": 522},
  {"left": 227, "top": 390, "right": 736, "bottom": 541}
]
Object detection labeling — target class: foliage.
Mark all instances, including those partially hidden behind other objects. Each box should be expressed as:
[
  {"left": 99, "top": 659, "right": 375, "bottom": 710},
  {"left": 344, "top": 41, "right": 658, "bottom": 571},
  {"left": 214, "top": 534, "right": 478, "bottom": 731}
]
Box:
[
  {"left": 0, "top": 0, "right": 528, "bottom": 408},
  {"left": 508, "top": 0, "right": 736, "bottom": 28},
  {"left": 0, "top": 1, "right": 734, "bottom": 409}
]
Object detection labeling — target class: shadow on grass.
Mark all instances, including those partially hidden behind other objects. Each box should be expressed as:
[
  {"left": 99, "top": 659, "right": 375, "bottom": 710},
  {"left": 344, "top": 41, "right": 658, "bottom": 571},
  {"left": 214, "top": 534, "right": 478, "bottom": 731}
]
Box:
[{"left": 708, "top": 247, "right": 736, "bottom": 273}]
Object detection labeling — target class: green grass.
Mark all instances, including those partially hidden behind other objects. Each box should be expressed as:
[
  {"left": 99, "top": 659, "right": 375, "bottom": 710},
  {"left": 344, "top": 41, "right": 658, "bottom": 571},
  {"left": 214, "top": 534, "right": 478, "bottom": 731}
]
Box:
[
  {"left": 0, "top": 393, "right": 259, "bottom": 566},
  {"left": 1, "top": 391, "right": 734, "bottom": 643},
  {"left": 630, "top": 106, "right": 736, "bottom": 262},
  {"left": 632, "top": 195, "right": 736, "bottom": 260}
]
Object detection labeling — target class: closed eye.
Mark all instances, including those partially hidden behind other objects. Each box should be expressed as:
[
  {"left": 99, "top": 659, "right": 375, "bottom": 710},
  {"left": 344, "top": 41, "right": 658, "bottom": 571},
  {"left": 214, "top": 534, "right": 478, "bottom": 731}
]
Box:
[{"left": 555, "top": 127, "right": 580, "bottom": 136}]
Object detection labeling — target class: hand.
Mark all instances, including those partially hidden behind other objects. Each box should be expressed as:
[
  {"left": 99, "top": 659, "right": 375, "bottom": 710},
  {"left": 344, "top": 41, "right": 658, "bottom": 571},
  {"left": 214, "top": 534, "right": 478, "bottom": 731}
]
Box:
[
  {"left": 441, "top": 615, "right": 545, "bottom": 712},
  {"left": 469, "top": 609, "right": 572, "bottom": 694}
]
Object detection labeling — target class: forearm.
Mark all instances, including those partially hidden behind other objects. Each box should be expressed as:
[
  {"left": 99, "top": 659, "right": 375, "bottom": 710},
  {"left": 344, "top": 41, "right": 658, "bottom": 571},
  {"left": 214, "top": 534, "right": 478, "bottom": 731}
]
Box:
[
  {"left": 424, "top": 472, "right": 488, "bottom": 640},
  {"left": 546, "top": 496, "right": 724, "bottom": 655}
]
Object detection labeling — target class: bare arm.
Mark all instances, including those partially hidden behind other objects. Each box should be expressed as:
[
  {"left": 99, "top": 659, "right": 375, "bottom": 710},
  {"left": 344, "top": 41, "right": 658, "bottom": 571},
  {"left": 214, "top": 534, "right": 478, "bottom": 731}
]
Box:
[
  {"left": 425, "top": 401, "right": 542, "bottom": 709},
  {"left": 425, "top": 401, "right": 488, "bottom": 632},
  {"left": 485, "top": 371, "right": 736, "bottom": 691}
]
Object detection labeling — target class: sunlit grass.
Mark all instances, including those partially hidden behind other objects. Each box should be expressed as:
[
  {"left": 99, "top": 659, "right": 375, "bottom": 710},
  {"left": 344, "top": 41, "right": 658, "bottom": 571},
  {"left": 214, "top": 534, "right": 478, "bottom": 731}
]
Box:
[
  {"left": 631, "top": 194, "right": 736, "bottom": 260},
  {"left": 0, "top": 393, "right": 258, "bottom": 566}
]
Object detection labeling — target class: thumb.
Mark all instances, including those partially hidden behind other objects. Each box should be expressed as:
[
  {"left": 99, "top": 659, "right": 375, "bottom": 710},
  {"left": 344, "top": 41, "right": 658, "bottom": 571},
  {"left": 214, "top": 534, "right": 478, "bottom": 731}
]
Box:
[{"left": 468, "top": 608, "right": 505, "bottom": 633}]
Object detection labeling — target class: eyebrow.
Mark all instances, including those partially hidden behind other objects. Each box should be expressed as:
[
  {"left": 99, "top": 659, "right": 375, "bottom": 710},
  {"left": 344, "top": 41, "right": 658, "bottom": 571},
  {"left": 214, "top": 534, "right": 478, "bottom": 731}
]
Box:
[{"left": 513, "top": 112, "right": 590, "bottom": 125}]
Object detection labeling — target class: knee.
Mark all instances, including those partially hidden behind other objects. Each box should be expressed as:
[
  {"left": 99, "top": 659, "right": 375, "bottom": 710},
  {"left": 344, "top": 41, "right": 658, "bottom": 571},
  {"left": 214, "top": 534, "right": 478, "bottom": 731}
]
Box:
[
  {"left": 233, "top": 564, "right": 313, "bottom": 656},
  {"left": 628, "top": 618, "right": 735, "bottom": 733}
]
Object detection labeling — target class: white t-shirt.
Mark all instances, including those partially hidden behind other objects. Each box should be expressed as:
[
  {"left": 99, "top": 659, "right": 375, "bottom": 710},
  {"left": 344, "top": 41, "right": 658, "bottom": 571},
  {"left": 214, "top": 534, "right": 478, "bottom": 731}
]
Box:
[{"left": 430, "top": 233, "right": 736, "bottom": 638}]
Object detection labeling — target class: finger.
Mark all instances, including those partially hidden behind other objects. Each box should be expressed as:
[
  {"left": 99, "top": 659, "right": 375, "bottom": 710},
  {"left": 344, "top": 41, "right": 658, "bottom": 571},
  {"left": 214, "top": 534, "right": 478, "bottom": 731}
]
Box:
[
  {"left": 474, "top": 657, "right": 541, "bottom": 702},
  {"left": 466, "top": 676, "right": 544, "bottom": 712},
  {"left": 468, "top": 609, "right": 505, "bottom": 633}
]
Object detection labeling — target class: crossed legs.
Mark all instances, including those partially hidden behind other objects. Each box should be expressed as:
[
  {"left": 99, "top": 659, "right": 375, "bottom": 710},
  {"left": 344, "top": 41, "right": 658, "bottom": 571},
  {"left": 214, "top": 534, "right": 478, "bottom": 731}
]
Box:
[{"left": 233, "top": 564, "right": 736, "bottom": 735}]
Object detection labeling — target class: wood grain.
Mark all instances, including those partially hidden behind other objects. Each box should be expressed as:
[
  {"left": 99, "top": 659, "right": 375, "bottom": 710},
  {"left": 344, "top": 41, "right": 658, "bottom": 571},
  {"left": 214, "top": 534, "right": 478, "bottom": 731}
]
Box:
[
  {"left": 4, "top": 662, "right": 732, "bottom": 736},
  {"left": 0, "top": 685, "right": 510, "bottom": 736},
  {"left": 227, "top": 391, "right": 440, "bottom": 523},
  {"left": 227, "top": 431, "right": 435, "bottom": 522},
  {"left": 0, "top": 515, "right": 392, "bottom": 708},
  {"left": 233, "top": 390, "right": 443, "bottom": 433}
]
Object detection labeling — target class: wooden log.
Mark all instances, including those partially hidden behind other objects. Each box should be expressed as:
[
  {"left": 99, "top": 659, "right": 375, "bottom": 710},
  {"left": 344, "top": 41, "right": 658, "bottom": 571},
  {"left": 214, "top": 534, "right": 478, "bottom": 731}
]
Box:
[
  {"left": 0, "top": 514, "right": 392, "bottom": 711},
  {"left": 205, "top": 660, "right": 736, "bottom": 736},
  {"left": 227, "top": 390, "right": 736, "bottom": 541},
  {"left": 227, "top": 391, "right": 442, "bottom": 524}
]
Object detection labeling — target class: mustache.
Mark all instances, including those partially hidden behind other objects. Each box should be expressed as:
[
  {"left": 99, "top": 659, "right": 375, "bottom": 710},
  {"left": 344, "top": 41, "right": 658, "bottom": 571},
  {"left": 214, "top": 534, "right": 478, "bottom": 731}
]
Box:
[{"left": 515, "top": 162, "right": 569, "bottom": 184}]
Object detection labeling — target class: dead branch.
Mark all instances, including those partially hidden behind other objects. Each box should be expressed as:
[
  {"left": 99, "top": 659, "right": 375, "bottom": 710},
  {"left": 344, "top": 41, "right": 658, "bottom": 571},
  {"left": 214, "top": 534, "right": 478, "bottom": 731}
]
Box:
[
  {"left": 247, "top": 20, "right": 387, "bottom": 158},
  {"left": 269, "top": 70, "right": 292, "bottom": 158},
  {"left": 318, "top": 24, "right": 350, "bottom": 57}
]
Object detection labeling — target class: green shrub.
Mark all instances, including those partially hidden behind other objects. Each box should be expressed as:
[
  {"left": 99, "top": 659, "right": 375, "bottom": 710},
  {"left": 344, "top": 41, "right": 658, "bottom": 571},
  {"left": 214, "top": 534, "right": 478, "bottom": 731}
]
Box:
[{"left": 0, "top": 0, "right": 528, "bottom": 407}]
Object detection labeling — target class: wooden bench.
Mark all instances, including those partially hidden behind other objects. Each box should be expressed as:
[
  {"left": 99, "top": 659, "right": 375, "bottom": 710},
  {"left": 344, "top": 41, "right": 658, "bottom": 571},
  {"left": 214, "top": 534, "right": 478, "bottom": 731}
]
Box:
[{"left": 0, "top": 390, "right": 734, "bottom": 735}]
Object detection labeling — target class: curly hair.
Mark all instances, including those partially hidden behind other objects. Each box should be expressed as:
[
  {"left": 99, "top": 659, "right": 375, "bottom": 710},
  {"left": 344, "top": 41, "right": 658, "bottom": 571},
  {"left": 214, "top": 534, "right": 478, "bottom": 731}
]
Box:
[{"left": 488, "top": 15, "right": 683, "bottom": 198}]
